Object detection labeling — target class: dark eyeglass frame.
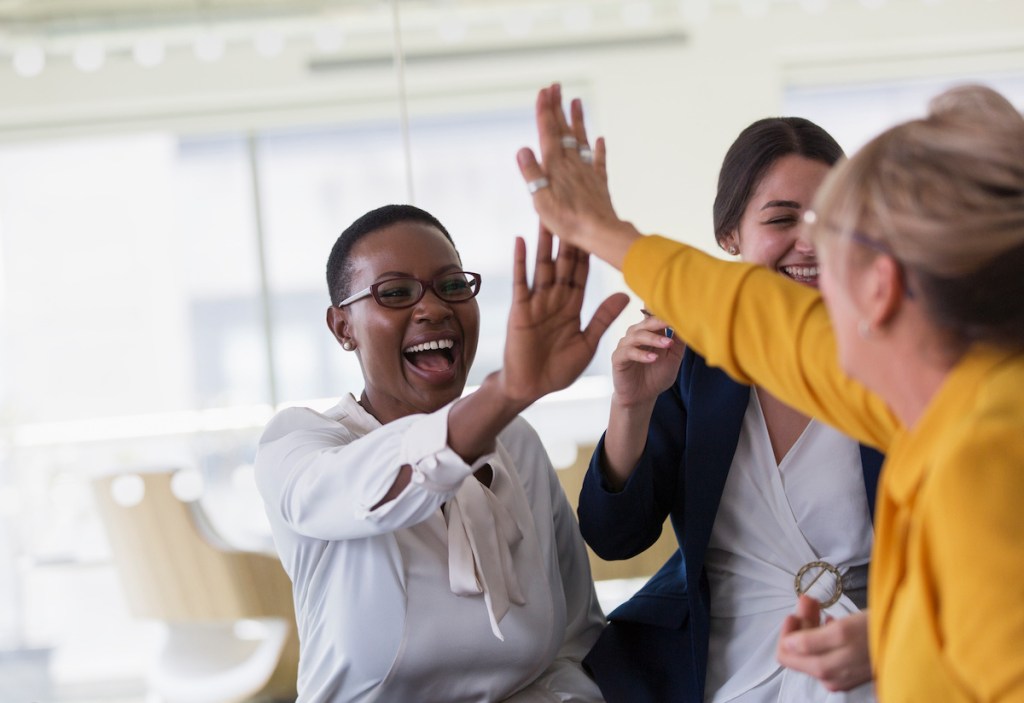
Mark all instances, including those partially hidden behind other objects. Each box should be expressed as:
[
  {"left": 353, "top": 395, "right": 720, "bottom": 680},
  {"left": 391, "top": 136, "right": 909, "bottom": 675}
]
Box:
[{"left": 336, "top": 271, "right": 482, "bottom": 309}]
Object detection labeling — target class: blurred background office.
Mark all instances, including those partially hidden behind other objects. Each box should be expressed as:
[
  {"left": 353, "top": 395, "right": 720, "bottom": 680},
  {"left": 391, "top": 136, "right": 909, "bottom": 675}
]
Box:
[{"left": 0, "top": 0, "right": 1021, "bottom": 701}]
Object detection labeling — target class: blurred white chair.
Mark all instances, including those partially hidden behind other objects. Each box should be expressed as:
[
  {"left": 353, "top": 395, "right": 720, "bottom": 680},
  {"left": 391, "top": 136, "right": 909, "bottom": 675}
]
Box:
[{"left": 92, "top": 470, "right": 298, "bottom": 703}]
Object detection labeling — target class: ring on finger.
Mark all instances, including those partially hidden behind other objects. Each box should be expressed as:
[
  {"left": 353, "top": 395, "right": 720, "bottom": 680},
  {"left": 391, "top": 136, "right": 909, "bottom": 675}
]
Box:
[
  {"left": 579, "top": 146, "right": 594, "bottom": 164},
  {"left": 560, "top": 135, "right": 578, "bottom": 150},
  {"left": 526, "top": 177, "right": 550, "bottom": 195}
]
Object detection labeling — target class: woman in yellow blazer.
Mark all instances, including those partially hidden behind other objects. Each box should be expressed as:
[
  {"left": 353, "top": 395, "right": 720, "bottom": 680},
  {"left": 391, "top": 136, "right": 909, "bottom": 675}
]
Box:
[{"left": 517, "top": 84, "right": 1024, "bottom": 701}]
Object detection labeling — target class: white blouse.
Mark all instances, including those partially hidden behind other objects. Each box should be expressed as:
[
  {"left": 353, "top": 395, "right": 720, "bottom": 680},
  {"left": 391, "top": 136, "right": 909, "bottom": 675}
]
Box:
[
  {"left": 254, "top": 394, "right": 604, "bottom": 703},
  {"left": 704, "top": 390, "right": 876, "bottom": 703}
]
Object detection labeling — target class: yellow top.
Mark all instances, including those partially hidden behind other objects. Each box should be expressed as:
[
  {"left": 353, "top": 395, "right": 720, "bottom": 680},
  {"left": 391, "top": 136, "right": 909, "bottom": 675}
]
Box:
[{"left": 624, "top": 235, "right": 1024, "bottom": 702}]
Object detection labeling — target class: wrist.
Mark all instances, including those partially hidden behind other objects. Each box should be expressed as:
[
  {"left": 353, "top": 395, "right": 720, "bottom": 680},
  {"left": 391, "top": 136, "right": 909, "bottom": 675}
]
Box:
[
  {"left": 482, "top": 370, "right": 533, "bottom": 417},
  {"left": 610, "top": 391, "right": 657, "bottom": 414}
]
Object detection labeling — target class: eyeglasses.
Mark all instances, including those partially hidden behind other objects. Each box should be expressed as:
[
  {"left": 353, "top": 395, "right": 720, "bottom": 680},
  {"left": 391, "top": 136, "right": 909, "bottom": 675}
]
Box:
[
  {"left": 804, "top": 210, "right": 914, "bottom": 298},
  {"left": 336, "top": 271, "right": 482, "bottom": 309}
]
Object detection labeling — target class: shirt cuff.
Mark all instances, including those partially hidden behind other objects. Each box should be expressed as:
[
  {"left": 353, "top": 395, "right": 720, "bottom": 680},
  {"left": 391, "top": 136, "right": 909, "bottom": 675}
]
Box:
[{"left": 399, "top": 402, "right": 495, "bottom": 492}]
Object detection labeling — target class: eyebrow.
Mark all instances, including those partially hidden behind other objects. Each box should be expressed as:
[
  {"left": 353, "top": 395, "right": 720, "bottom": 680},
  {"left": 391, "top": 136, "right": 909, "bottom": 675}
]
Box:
[
  {"left": 760, "top": 200, "right": 802, "bottom": 210},
  {"left": 373, "top": 264, "right": 461, "bottom": 281}
]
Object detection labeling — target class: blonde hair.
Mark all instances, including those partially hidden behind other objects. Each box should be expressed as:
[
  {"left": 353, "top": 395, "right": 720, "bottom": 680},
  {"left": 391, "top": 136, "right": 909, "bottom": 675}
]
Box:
[{"left": 811, "top": 84, "right": 1024, "bottom": 349}]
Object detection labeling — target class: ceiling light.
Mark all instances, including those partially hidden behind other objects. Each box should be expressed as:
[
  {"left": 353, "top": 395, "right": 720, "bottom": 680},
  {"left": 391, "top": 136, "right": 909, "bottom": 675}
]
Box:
[
  {"left": 12, "top": 45, "right": 46, "bottom": 77},
  {"left": 254, "top": 30, "right": 285, "bottom": 57},
  {"left": 194, "top": 32, "right": 226, "bottom": 62},
  {"left": 73, "top": 42, "right": 106, "bottom": 72},
  {"left": 133, "top": 37, "right": 165, "bottom": 68},
  {"left": 313, "top": 25, "right": 345, "bottom": 54},
  {"left": 110, "top": 474, "right": 145, "bottom": 507},
  {"left": 170, "top": 469, "right": 204, "bottom": 502}
]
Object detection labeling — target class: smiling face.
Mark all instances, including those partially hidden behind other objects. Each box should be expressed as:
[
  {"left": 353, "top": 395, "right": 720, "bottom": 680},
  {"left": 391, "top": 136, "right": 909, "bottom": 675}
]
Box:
[
  {"left": 723, "top": 154, "right": 831, "bottom": 289},
  {"left": 327, "top": 221, "right": 480, "bottom": 424}
]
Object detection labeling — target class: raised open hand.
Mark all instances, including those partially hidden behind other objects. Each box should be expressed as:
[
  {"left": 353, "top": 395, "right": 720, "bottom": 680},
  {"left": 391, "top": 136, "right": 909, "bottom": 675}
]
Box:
[
  {"left": 611, "top": 313, "right": 686, "bottom": 409},
  {"left": 497, "top": 225, "right": 628, "bottom": 405},
  {"left": 517, "top": 83, "right": 639, "bottom": 269}
]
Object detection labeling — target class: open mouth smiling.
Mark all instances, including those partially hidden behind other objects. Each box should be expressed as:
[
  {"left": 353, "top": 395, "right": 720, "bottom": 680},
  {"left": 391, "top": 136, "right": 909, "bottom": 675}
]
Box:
[
  {"left": 781, "top": 264, "right": 819, "bottom": 284},
  {"left": 402, "top": 337, "right": 457, "bottom": 376}
]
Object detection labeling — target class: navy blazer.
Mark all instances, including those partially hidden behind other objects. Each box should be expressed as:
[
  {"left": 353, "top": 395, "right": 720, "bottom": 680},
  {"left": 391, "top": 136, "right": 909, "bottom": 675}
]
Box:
[{"left": 578, "top": 349, "right": 884, "bottom": 703}]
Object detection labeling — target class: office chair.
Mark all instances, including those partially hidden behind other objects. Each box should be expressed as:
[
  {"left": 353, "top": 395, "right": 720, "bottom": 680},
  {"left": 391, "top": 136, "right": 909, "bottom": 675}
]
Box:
[{"left": 92, "top": 470, "right": 298, "bottom": 703}]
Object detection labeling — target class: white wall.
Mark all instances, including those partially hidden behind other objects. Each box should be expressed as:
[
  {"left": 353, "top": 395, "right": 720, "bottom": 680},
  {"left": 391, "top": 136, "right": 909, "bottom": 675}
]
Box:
[{"left": 1, "top": 0, "right": 1022, "bottom": 254}]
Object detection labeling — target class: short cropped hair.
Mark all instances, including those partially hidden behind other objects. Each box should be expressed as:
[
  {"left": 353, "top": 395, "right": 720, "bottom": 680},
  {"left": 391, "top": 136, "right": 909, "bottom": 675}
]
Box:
[{"left": 326, "top": 204, "right": 458, "bottom": 306}]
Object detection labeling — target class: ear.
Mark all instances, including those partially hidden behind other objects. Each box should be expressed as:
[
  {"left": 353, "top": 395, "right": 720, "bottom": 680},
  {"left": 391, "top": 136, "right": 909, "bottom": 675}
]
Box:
[
  {"left": 721, "top": 230, "right": 740, "bottom": 256},
  {"left": 865, "top": 255, "right": 905, "bottom": 329},
  {"left": 326, "top": 306, "right": 353, "bottom": 348}
]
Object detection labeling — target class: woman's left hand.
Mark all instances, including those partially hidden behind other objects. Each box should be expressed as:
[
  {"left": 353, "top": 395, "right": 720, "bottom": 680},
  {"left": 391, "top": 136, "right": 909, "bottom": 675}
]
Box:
[
  {"left": 517, "top": 84, "right": 640, "bottom": 269},
  {"left": 497, "top": 226, "right": 628, "bottom": 406},
  {"left": 777, "top": 595, "right": 874, "bottom": 692}
]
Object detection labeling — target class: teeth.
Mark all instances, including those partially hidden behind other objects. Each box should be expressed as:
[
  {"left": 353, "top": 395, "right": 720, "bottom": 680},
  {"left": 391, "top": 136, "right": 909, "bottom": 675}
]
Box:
[
  {"left": 784, "top": 266, "right": 819, "bottom": 278},
  {"left": 404, "top": 338, "right": 455, "bottom": 354}
]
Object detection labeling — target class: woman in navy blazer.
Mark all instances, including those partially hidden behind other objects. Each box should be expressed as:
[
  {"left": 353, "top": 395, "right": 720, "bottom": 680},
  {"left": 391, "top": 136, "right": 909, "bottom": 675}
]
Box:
[{"left": 578, "top": 118, "right": 884, "bottom": 702}]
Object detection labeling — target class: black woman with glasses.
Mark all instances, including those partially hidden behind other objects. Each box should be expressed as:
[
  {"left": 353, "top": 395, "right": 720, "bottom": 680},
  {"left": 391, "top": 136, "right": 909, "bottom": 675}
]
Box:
[{"left": 255, "top": 204, "right": 627, "bottom": 702}]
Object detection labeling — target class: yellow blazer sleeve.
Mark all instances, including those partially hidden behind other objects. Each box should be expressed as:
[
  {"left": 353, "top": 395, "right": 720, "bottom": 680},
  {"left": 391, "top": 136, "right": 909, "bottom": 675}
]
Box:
[{"left": 623, "top": 234, "right": 900, "bottom": 450}]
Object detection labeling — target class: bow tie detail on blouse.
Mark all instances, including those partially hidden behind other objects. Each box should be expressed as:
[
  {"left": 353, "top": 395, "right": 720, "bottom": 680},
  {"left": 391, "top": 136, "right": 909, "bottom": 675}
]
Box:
[{"left": 444, "top": 471, "right": 526, "bottom": 641}]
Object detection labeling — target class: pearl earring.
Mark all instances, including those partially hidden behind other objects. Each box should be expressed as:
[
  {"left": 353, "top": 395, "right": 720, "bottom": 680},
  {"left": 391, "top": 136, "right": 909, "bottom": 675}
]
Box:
[
  {"left": 342, "top": 340, "right": 355, "bottom": 351},
  {"left": 728, "top": 245, "right": 738, "bottom": 256},
  {"left": 858, "top": 320, "right": 872, "bottom": 339}
]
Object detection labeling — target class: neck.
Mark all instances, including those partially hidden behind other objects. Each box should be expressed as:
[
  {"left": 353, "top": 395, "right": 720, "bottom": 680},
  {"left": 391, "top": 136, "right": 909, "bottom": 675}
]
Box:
[{"left": 870, "top": 327, "right": 963, "bottom": 428}]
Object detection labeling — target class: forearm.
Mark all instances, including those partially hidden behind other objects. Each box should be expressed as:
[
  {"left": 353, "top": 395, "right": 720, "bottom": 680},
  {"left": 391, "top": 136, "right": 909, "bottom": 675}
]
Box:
[
  {"left": 447, "top": 371, "right": 530, "bottom": 464},
  {"left": 625, "top": 236, "right": 899, "bottom": 448},
  {"left": 571, "top": 216, "right": 641, "bottom": 271},
  {"left": 600, "top": 397, "right": 657, "bottom": 491}
]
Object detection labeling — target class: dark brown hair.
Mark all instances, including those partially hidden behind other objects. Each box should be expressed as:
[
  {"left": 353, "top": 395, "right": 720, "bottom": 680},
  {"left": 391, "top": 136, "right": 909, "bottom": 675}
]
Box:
[{"left": 713, "top": 117, "right": 844, "bottom": 247}]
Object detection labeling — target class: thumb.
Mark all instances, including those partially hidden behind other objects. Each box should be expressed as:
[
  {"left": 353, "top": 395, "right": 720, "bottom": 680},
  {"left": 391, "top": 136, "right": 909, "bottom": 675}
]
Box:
[{"left": 583, "top": 292, "right": 630, "bottom": 348}]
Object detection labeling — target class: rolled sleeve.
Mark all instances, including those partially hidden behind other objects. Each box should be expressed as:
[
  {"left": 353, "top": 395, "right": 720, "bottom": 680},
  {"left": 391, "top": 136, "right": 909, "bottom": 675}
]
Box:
[{"left": 400, "top": 403, "right": 496, "bottom": 493}]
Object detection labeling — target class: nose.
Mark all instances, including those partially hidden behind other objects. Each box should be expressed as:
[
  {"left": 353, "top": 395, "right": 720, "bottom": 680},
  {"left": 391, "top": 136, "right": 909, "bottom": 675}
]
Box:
[
  {"left": 794, "top": 225, "right": 816, "bottom": 257},
  {"left": 413, "top": 288, "right": 454, "bottom": 322}
]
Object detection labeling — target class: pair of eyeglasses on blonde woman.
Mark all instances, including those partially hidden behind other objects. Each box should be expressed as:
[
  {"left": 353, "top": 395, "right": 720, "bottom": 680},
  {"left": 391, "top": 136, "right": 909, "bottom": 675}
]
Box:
[
  {"left": 336, "top": 271, "right": 482, "bottom": 309},
  {"left": 803, "top": 210, "right": 914, "bottom": 298}
]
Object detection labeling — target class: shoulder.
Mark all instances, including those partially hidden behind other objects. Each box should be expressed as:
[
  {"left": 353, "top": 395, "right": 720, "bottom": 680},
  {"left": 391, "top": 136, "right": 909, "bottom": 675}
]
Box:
[
  {"left": 258, "top": 403, "right": 357, "bottom": 447},
  {"left": 927, "top": 366, "right": 1024, "bottom": 521}
]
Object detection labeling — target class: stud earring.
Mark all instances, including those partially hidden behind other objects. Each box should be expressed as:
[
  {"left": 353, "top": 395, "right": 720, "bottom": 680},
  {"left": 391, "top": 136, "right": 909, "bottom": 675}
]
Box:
[
  {"left": 858, "top": 320, "right": 872, "bottom": 339},
  {"left": 727, "top": 245, "right": 738, "bottom": 256},
  {"left": 342, "top": 340, "right": 356, "bottom": 351}
]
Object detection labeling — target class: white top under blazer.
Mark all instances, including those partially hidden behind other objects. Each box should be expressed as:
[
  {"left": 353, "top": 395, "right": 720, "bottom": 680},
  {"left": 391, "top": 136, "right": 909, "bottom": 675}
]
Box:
[
  {"left": 704, "top": 390, "right": 876, "bottom": 703},
  {"left": 255, "top": 394, "right": 604, "bottom": 703}
]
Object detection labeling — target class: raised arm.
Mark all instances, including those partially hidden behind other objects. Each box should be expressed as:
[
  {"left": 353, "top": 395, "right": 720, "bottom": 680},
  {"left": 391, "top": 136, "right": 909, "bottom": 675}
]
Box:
[{"left": 601, "top": 313, "right": 684, "bottom": 489}]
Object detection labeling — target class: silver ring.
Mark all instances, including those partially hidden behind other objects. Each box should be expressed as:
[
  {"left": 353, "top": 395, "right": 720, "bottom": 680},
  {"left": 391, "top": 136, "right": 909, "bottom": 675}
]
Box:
[
  {"left": 526, "top": 177, "right": 550, "bottom": 195},
  {"left": 560, "top": 135, "right": 578, "bottom": 149},
  {"left": 579, "top": 146, "right": 594, "bottom": 164}
]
